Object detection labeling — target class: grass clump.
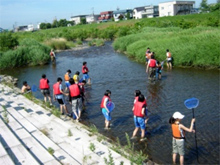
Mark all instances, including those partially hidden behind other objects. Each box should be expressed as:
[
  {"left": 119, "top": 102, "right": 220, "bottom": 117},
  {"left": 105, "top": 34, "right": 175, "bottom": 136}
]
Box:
[
  {"left": 2, "top": 106, "right": 9, "bottom": 124},
  {"left": 89, "top": 143, "right": 96, "bottom": 152},
  {"left": 104, "top": 150, "right": 114, "bottom": 165},
  {"left": 88, "top": 124, "right": 98, "bottom": 136},
  {"left": 47, "top": 147, "right": 54, "bottom": 155},
  {"left": 68, "top": 129, "right": 73, "bottom": 136}
]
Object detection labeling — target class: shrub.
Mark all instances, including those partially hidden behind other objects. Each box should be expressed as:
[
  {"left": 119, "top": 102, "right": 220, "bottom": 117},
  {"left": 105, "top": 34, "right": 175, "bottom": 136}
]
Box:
[{"left": 0, "top": 32, "right": 19, "bottom": 52}]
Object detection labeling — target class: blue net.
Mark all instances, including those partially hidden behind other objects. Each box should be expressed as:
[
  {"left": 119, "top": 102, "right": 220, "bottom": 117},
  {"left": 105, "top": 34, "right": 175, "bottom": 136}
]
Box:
[
  {"left": 184, "top": 97, "right": 199, "bottom": 109},
  {"left": 106, "top": 102, "right": 115, "bottom": 112}
]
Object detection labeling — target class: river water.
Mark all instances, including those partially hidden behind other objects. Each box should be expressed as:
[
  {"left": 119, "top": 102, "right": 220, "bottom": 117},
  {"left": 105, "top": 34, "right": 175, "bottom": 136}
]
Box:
[{"left": 1, "top": 42, "right": 219, "bottom": 164}]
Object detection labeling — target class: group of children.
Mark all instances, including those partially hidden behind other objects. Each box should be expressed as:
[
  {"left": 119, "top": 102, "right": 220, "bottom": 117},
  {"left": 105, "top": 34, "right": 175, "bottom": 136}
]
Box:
[
  {"left": 20, "top": 51, "right": 194, "bottom": 165},
  {"left": 21, "top": 61, "right": 91, "bottom": 121},
  {"left": 145, "top": 47, "right": 173, "bottom": 81}
]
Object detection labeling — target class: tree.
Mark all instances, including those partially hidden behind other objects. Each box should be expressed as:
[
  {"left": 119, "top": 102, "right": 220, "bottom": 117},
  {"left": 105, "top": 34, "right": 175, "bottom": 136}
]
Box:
[
  {"left": 52, "top": 19, "right": 58, "bottom": 28},
  {"left": 200, "top": 0, "right": 209, "bottom": 11},
  {"left": 80, "top": 18, "right": 86, "bottom": 24}
]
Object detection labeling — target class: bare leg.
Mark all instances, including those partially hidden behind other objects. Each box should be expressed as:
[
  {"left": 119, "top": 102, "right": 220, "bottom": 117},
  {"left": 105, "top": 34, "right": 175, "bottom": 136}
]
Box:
[
  {"left": 87, "top": 78, "right": 91, "bottom": 84},
  {"left": 63, "top": 105, "right": 68, "bottom": 114},
  {"left": 172, "top": 153, "right": 177, "bottom": 165},
  {"left": 44, "top": 96, "right": 47, "bottom": 103},
  {"left": 180, "top": 155, "right": 184, "bottom": 165},
  {"left": 141, "top": 129, "right": 145, "bottom": 138},
  {"left": 60, "top": 105, "right": 63, "bottom": 114},
  {"left": 48, "top": 95, "right": 52, "bottom": 105},
  {"left": 132, "top": 127, "right": 139, "bottom": 137}
]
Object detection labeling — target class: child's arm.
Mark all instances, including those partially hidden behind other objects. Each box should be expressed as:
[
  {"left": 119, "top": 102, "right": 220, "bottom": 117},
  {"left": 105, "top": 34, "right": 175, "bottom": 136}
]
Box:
[{"left": 180, "top": 118, "right": 195, "bottom": 132}]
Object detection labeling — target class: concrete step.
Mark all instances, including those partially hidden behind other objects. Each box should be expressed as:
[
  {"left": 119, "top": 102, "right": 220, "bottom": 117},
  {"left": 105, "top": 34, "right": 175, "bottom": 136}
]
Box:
[
  {"left": 0, "top": 136, "right": 14, "bottom": 165},
  {"left": 1, "top": 104, "right": 79, "bottom": 164},
  {"left": 0, "top": 117, "right": 38, "bottom": 165}
]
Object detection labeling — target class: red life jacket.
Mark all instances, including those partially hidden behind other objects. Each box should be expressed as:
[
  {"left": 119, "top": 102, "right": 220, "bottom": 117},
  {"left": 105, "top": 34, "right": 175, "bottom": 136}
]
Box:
[
  {"left": 100, "top": 95, "right": 111, "bottom": 108},
  {"left": 39, "top": 78, "right": 49, "bottom": 89},
  {"left": 50, "top": 52, "right": 54, "bottom": 56},
  {"left": 149, "top": 59, "right": 157, "bottom": 68},
  {"left": 82, "top": 65, "right": 88, "bottom": 74},
  {"left": 133, "top": 101, "right": 146, "bottom": 117},
  {"left": 134, "top": 97, "right": 147, "bottom": 106},
  {"left": 53, "top": 83, "right": 62, "bottom": 95},
  {"left": 69, "top": 84, "right": 81, "bottom": 97},
  {"left": 172, "top": 123, "right": 185, "bottom": 139}
]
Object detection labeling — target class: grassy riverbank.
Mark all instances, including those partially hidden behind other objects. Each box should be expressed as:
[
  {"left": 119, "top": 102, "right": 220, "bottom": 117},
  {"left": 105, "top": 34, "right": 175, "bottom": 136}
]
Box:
[
  {"left": 113, "top": 26, "right": 220, "bottom": 68},
  {"left": 0, "top": 11, "right": 219, "bottom": 70}
]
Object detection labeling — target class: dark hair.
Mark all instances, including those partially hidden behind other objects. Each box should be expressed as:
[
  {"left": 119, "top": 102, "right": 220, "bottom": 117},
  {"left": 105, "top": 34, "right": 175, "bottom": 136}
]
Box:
[
  {"left": 83, "top": 62, "right": 87, "bottom": 65},
  {"left": 69, "top": 78, "right": 75, "bottom": 85},
  {"left": 67, "top": 69, "right": 71, "bottom": 73},
  {"left": 151, "top": 55, "right": 155, "bottom": 59},
  {"left": 75, "top": 71, "right": 80, "bottom": 75},
  {"left": 42, "top": 74, "right": 46, "bottom": 78},
  {"left": 169, "top": 117, "right": 176, "bottom": 124},
  {"left": 135, "top": 90, "right": 141, "bottom": 97},
  {"left": 147, "top": 47, "right": 150, "bottom": 49},
  {"left": 138, "top": 94, "right": 145, "bottom": 102},
  {"left": 167, "top": 49, "right": 169, "bottom": 52},
  {"left": 104, "top": 90, "right": 111, "bottom": 96},
  {"left": 157, "top": 61, "right": 160, "bottom": 65},
  {"left": 23, "top": 81, "right": 27, "bottom": 85},
  {"left": 81, "top": 80, "right": 86, "bottom": 84},
  {"left": 57, "top": 77, "right": 62, "bottom": 82}
]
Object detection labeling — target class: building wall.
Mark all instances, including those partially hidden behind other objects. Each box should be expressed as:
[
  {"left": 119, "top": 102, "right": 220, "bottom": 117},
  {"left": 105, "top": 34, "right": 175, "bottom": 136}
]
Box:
[
  {"left": 70, "top": 17, "right": 81, "bottom": 25},
  {"left": 159, "top": 1, "right": 195, "bottom": 17},
  {"left": 133, "top": 9, "right": 144, "bottom": 19}
]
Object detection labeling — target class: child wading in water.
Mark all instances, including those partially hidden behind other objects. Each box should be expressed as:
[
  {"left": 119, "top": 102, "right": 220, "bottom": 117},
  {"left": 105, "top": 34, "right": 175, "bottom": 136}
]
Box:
[
  {"left": 100, "top": 90, "right": 112, "bottom": 130},
  {"left": 131, "top": 94, "right": 147, "bottom": 141},
  {"left": 169, "top": 112, "right": 195, "bottom": 165}
]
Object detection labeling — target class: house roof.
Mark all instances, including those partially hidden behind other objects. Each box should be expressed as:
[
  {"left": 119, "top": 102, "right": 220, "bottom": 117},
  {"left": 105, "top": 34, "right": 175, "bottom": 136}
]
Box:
[
  {"left": 100, "top": 11, "right": 113, "bottom": 14},
  {"left": 133, "top": 6, "right": 145, "bottom": 12},
  {"left": 113, "top": 9, "right": 133, "bottom": 14},
  {"left": 71, "top": 15, "right": 87, "bottom": 18},
  {"left": 159, "top": 0, "right": 195, "bottom": 4}
]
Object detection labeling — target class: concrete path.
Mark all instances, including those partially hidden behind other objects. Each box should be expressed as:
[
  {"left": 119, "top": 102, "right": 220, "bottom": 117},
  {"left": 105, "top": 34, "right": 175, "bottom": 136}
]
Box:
[{"left": 0, "top": 83, "right": 131, "bottom": 165}]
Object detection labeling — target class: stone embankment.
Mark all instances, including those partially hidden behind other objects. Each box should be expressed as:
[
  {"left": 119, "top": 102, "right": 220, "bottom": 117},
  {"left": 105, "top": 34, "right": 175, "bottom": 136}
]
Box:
[
  {"left": 0, "top": 75, "right": 157, "bottom": 165},
  {"left": 0, "top": 82, "right": 132, "bottom": 164}
]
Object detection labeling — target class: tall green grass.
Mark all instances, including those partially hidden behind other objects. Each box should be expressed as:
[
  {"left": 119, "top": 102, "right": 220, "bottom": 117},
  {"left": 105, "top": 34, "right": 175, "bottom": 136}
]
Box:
[
  {"left": 0, "top": 39, "right": 50, "bottom": 70},
  {"left": 113, "top": 26, "right": 220, "bottom": 68}
]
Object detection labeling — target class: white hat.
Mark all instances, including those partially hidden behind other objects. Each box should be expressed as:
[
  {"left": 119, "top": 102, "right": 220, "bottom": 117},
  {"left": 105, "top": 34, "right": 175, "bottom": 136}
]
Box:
[{"left": 173, "top": 112, "right": 185, "bottom": 119}]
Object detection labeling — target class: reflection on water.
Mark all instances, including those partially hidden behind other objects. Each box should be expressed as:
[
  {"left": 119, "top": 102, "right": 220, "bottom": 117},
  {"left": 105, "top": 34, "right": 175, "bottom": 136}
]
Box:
[{"left": 1, "top": 42, "right": 219, "bottom": 164}]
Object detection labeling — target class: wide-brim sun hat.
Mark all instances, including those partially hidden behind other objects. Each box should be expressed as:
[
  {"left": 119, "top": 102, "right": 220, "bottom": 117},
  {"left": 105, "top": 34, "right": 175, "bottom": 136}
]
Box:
[{"left": 173, "top": 112, "right": 185, "bottom": 119}]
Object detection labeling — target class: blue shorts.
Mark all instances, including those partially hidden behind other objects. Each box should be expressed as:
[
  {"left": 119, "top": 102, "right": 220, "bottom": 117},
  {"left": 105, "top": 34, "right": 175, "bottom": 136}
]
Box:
[
  {"left": 83, "top": 74, "right": 90, "bottom": 80},
  {"left": 65, "top": 81, "right": 70, "bottom": 88},
  {"left": 134, "top": 116, "right": 145, "bottom": 130},
  {"left": 102, "top": 108, "right": 111, "bottom": 121}
]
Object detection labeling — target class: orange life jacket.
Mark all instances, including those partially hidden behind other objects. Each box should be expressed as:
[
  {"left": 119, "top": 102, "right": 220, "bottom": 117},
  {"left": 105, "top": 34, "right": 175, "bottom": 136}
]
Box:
[
  {"left": 53, "top": 83, "right": 62, "bottom": 95},
  {"left": 39, "top": 78, "right": 49, "bottom": 89},
  {"left": 69, "top": 84, "right": 81, "bottom": 97},
  {"left": 133, "top": 101, "right": 146, "bottom": 117},
  {"left": 172, "top": 123, "right": 185, "bottom": 139},
  {"left": 100, "top": 95, "right": 111, "bottom": 108},
  {"left": 64, "top": 74, "right": 70, "bottom": 81}
]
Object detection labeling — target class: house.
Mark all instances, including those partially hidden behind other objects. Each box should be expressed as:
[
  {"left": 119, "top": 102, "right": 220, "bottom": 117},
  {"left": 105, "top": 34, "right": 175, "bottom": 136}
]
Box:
[
  {"left": 86, "top": 14, "right": 100, "bottom": 24},
  {"left": 142, "top": 5, "right": 159, "bottom": 18},
  {"left": 159, "top": 0, "right": 195, "bottom": 17},
  {"left": 98, "top": 11, "right": 113, "bottom": 22},
  {"left": 113, "top": 9, "right": 133, "bottom": 22},
  {"left": 70, "top": 15, "right": 87, "bottom": 25},
  {"left": 133, "top": 7, "right": 145, "bottom": 19}
]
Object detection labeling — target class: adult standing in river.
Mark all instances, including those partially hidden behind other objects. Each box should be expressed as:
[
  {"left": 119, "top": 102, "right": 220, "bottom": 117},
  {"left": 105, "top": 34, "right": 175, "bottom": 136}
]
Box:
[
  {"left": 39, "top": 74, "right": 52, "bottom": 106},
  {"left": 50, "top": 49, "right": 56, "bottom": 63},
  {"left": 145, "top": 47, "right": 151, "bottom": 63},
  {"left": 169, "top": 112, "right": 195, "bottom": 165},
  {"left": 82, "top": 61, "right": 91, "bottom": 84},
  {"left": 166, "top": 49, "right": 172, "bottom": 69}
]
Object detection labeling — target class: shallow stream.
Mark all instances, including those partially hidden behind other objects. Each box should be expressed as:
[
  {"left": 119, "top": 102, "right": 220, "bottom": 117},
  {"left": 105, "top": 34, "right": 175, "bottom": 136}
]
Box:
[{"left": 1, "top": 42, "right": 219, "bottom": 164}]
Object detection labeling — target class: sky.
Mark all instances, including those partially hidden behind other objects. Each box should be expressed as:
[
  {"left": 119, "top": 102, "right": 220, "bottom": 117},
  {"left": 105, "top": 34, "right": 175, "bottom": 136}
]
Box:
[{"left": 0, "top": 0, "right": 217, "bottom": 30}]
